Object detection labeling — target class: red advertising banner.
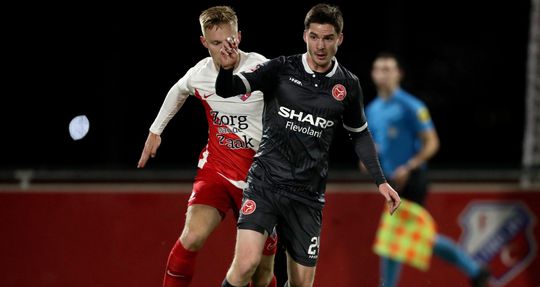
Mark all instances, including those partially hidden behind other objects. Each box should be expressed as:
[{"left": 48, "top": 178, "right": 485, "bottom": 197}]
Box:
[{"left": 0, "top": 184, "right": 538, "bottom": 286}]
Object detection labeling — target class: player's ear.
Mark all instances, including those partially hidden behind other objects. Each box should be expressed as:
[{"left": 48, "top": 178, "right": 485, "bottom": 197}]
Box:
[
  {"left": 337, "top": 33, "right": 344, "bottom": 46},
  {"left": 398, "top": 68, "right": 404, "bottom": 81},
  {"left": 303, "top": 30, "right": 308, "bottom": 43},
  {"left": 236, "top": 31, "right": 242, "bottom": 45},
  {"left": 200, "top": 36, "right": 209, "bottom": 49}
]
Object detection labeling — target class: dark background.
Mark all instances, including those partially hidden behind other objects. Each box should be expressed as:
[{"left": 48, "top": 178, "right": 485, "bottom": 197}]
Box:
[{"left": 2, "top": 0, "right": 531, "bottom": 172}]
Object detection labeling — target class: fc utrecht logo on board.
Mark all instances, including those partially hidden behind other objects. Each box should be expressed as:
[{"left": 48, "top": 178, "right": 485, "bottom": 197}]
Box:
[
  {"left": 459, "top": 201, "right": 537, "bottom": 286},
  {"left": 332, "top": 84, "right": 346, "bottom": 101},
  {"left": 241, "top": 199, "right": 257, "bottom": 215}
]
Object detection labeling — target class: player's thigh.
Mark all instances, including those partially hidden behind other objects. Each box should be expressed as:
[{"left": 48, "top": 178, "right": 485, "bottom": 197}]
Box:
[
  {"left": 181, "top": 204, "right": 222, "bottom": 242},
  {"left": 277, "top": 199, "right": 322, "bottom": 268},
  {"left": 232, "top": 229, "right": 268, "bottom": 265},
  {"left": 237, "top": 184, "right": 279, "bottom": 241},
  {"left": 286, "top": 251, "right": 316, "bottom": 287}
]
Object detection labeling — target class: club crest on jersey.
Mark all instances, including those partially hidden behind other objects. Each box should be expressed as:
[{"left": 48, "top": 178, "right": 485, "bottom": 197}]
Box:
[
  {"left": 241, "top": 199, "right": 257, "bottom": 215},
  {"left": 459, "top": 201, "right": 537, "bottom": 286},
  {"left": 332, "top": 84, "right": 347, "bottom": 101},
  {"left": 247, "top": 64, "right": 262, "bottom": 72}
]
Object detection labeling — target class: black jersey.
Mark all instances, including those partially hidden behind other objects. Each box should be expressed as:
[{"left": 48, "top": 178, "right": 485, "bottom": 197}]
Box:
[{"left": 230, "top": 54, "right": 368, "bottom": 207}]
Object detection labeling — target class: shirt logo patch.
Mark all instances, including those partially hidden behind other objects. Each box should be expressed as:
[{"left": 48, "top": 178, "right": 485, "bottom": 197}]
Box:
[
  {"left": 202, "top": 93, "right": 214, "bottom": 99},
  {"left": 417, "top": 108, "right": 431, "bottom": 123},
  {"left": 240, "top": 93, "right": 252, "bottom": 101},
  {"left": 241, "top": 199, "right": 257, "bottom": 215},
  {"left": 332, "top": 84, "right": 347, "bottom": 101},
  {"left": 289, "top": 77, "right": 303, "bottom": 86}
]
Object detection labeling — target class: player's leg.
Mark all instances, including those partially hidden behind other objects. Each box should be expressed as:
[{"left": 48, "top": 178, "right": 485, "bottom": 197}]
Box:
[
  {"left": 250, "top": 229, "right": 278, "bottom": 287},
  {"left": 164, "top": 171, "right": 231, "bottom": 287},
  {"left": 285, "top": 253, "right": 316, "bottom": 287},
  {"left": 251, "top": 254, "right": 276, "bottom": 287},
  {"left": 277, "top": 197, "right": 321, "bottom": 287},
  {"left": 401, "top": 170, "right": 490, "bottom": 285},
  {"left": 180, "top": 204, "right": 222, "bottom": 250},
  {"left": 164, "top": 205, "right": 222, "bottom": 287},
  {"left": 229, "top": 182, "right": 278, "bottom": 287},
  {"left": 378, "top": 168, "right": 426, "bottom": 286},
  {"left": 222, "top": 185, "right": 278, "bottom": 287},
  {"left": 224, "top": 229, "right": 268, "bottom": 286},
  {"left": 379, "top": 256, "right": 402, "bottom": 287},
  {"left": 432, "top": 234, "right": 483, "bottom": 279}
]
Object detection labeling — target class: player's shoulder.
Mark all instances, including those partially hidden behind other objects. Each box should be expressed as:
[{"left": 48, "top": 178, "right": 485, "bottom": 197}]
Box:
[
  {"left": 366, "top": 96, "right": 383, "bottom": 112},
  {"left": 274, "top": 54, "right": 301, "bottom": 67},
  {"left": 336, "top": 62, "right": 359, "bottom": 81},
  {"left": 192, "top": 57, "right": 213, "bottom": 69},
  {"left": 396, "top": 89, "right": 428, "bottom": 111},
  {"left": 333, "top": 61, "right": 361, "bottom": 93},
  {"left": 251, "top": 54, "right": 290, "bottom": 71},
  {"left": 240, "top": 51, "right": 268, "bottom": 63},
  {"left": 185, "top": 57, "right": 214, "bottom": 76},
  {"left": 334, "top": 61, "right": 362, "bottom": 99}
]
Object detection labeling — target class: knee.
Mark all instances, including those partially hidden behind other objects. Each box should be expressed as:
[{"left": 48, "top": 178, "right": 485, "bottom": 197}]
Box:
[
  {"left": 287, "top": 281, "right": 313, "bottom": 287},
  {"left": 179, "top": 230, "right": 207, "bottom": 251},
  {"left": 231, "top": 256, "right": 262, "bottom": 281},
  {"left": 251, "top": 263, "right": 274, "bottom": 287},
  {"left": 288, "top": 271, "right": 315, "bottom": 287}
]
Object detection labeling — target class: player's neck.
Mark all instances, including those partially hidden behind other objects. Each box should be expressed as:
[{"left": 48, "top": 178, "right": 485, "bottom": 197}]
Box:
[
  {"left": 307, "top": 55, "right": 333, "bottom": 73},
  {"left": 378, "top": 86, "right": 399, "bottom": 99}
]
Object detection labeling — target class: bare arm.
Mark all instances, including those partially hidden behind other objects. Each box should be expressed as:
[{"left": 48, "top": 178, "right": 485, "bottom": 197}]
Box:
[
  {"left": 407, "top": 129, "right": 440, "bottom": 170},
  {"left": 392, "top": 129, "right": 439, "bottom": 187}
]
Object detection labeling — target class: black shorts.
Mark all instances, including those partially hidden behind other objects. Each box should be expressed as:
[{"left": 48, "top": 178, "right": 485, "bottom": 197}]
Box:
[
  {"left": 397, "top": 168, "right": 429, "bottom": 205},
  {"left": 238, "top": 183, "right": 322, "bottom": 267}
]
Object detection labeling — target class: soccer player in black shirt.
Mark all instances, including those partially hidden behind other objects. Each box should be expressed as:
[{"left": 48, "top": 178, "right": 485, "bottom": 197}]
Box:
[{"left": 217, "top": 4, "right": 401, "bottom": 287}]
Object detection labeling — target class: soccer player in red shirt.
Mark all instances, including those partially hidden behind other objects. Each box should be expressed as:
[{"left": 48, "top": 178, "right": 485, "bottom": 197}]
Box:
[{"left": 138, "top": 6, "right": 277, "bottom": 287}]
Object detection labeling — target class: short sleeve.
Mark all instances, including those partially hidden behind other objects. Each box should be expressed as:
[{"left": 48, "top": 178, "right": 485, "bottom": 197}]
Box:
[
  {"left": 412, "top": 103, "right": 435, "bottom": 133},
  {"left": 342, "top": 79, "right": 368, "bottom": 134}
]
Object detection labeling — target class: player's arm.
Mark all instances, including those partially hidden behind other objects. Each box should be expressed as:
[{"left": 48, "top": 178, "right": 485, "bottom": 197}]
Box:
[
  {"left": 392, "top": 107, "right": 439, "bottom": 186},
  {"left": 137, "top": 69, "right": 193, "bottom": 168},
  {"left": 344, "top": 80, "right": 400, "bottom": 214},
  {"left": 215, "top": 66, "right": 248, "bottom": 98},
  {"left": 216, "top": 37, "right": 281, "bottom": 98},
  {"left": 409, "top": 130, "right": 439, "bottom": 170}
]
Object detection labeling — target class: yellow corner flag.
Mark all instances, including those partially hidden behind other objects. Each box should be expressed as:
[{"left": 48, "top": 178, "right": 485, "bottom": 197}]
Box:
[{"left": 373, "top": 199, "right": 437, "bottom": 271}]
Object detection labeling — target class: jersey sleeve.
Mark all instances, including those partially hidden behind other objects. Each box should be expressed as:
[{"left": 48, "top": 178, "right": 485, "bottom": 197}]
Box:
[
  {"left": 342, "top": 78, "right": 368, "bottom": 134},
  {"left": 238, "top": 56, "right": 285, "bottom": 94},
  {"left": 149, "top": 66, "right": 195, "bottom": 135},
  {"left": 411, "top": 102, "right": 435, "bottom": 133}
]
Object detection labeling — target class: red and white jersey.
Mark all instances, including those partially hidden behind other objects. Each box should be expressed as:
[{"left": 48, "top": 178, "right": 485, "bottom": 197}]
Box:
[{"left": 150, "top": 51, "right": 266, "bottom": 187}]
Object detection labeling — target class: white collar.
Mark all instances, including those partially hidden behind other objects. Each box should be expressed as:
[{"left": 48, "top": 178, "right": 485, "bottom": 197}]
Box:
[{"left": 301, "top": 53, "right": 338, "bottom": 77}]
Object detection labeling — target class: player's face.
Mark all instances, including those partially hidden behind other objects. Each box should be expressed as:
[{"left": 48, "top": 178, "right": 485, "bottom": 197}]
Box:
[
  {"left": 200, "top": 23, "right": 241, "bottom": 67},
  {"left": 371, "top": 58, "right": 402, "bottom": 91},
  {"left": 303, "top": 23, "right": 343, "bottom": 72}
]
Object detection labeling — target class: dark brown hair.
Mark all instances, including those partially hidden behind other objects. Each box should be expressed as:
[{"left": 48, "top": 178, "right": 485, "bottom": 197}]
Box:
[
  {"left": 304, "top": 4, "right": 344, "bottom": 34},
  {"left": 375, "top": 52, "right": 403, "bottom": 70}
]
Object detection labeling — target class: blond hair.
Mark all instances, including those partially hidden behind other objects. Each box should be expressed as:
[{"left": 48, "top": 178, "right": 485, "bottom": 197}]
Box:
[{"left": 199, "top": 6, "right": 238, "bottom": 35}]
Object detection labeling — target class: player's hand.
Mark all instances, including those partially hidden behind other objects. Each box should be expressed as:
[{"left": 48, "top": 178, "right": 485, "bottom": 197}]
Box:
[
  {"left": 378, "top": 182, "right": 401, "bottom": 215},
  {"left": 137, "top": 132, "right": 161, "bottom": 168},
  {"left": 392, "top": 165, "right": 411, "bottom": 190},
  {"left": 219, "top": 36, "right": 239, "bottom": 70}
]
